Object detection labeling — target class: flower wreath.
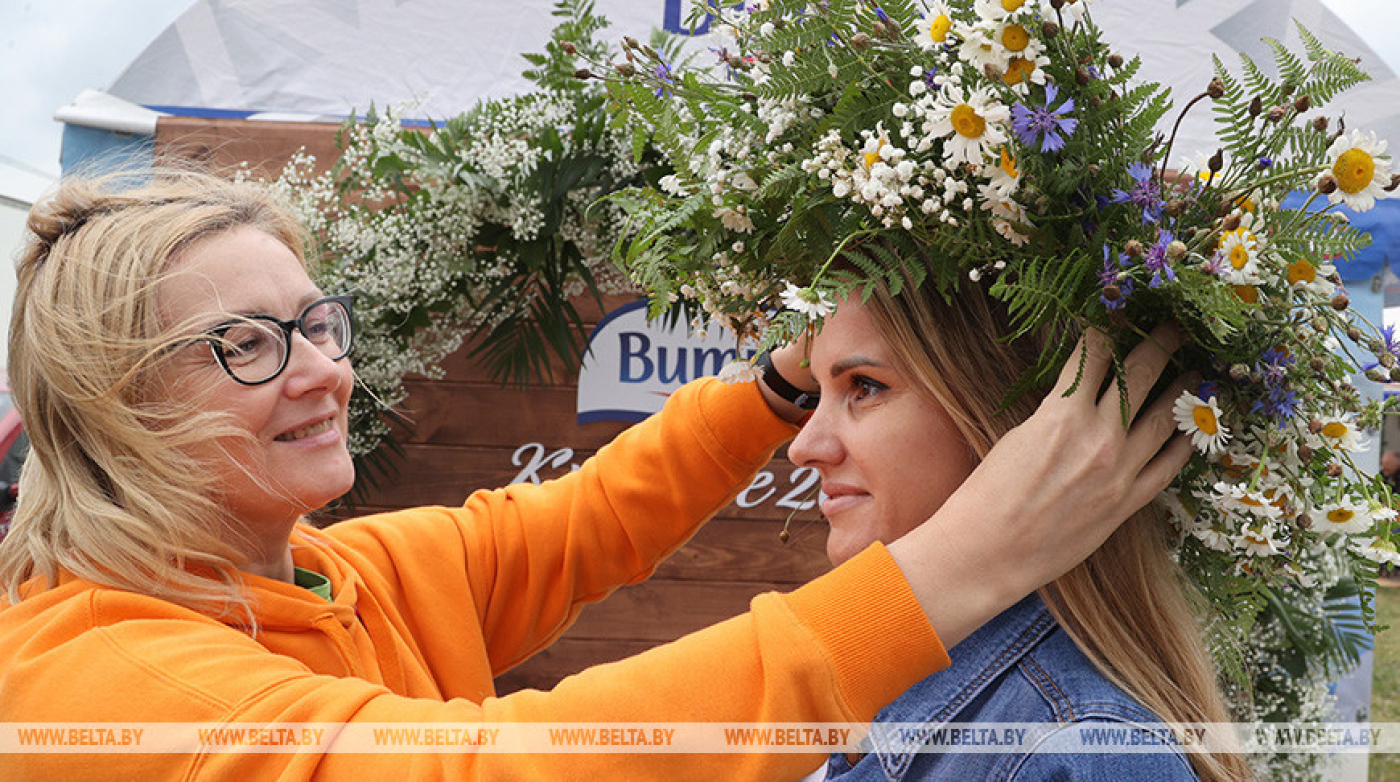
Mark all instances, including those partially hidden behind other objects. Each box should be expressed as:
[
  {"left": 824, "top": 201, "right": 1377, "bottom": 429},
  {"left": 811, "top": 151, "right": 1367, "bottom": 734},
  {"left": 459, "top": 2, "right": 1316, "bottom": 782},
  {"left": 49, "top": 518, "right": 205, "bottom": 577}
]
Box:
[{"left": 580, "top": 0, "right": 1398, "bottom": 773}]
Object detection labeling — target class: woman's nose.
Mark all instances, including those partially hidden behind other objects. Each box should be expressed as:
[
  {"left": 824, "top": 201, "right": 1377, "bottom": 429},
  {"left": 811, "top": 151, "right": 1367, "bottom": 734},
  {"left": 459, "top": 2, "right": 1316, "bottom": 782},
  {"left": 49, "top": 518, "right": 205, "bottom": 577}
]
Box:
[
  {"left": 281, "top": 330, "right": 348, "bottom": 396},
  {"left": 787, "top": 401, "right": 841, "bottom": 468}
]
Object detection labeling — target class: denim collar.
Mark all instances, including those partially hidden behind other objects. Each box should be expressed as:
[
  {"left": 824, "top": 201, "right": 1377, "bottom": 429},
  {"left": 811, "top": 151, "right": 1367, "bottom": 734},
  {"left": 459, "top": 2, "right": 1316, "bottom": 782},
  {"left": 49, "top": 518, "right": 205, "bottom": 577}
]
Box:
[{"left": 863, "top": 593, "right": 1056, "bottom": 781}]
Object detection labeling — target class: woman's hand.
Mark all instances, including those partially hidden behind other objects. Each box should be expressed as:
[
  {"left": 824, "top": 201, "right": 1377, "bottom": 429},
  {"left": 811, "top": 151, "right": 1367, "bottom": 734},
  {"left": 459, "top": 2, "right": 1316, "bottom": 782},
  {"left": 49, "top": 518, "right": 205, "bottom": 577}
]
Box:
[{"left": 886, "top": 323, "right": 1192, "bottom": 648}]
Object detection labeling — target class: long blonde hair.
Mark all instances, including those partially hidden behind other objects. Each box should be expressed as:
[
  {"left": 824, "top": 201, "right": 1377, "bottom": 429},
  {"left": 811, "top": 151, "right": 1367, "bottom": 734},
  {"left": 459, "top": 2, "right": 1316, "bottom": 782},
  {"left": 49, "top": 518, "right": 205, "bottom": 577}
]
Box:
[
  {"left": 863, "top": 275, "right": 1252, "bottom": 781},
  {"left": 0, "top": 168, "right": 312, "bottom": 623}
]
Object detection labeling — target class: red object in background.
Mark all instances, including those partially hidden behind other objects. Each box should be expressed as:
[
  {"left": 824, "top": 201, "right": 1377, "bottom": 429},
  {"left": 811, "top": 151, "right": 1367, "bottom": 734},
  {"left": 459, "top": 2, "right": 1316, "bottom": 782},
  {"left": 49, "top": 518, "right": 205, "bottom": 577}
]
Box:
[{"left": 0, "top": 381, "right": 24, "bottom": 541}]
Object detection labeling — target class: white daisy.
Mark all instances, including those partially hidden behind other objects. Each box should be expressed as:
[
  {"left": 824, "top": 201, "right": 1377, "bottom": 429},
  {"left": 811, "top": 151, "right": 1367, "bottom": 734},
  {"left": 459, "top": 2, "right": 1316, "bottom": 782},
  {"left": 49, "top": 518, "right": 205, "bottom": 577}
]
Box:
[
  {"left": 1317, "top": 496, "right": 1372, "bottom": 536},
  {"left": 953, "top": 21, "right": 1008, "bottom": 74},
  {"left": 717, "top": 358, "right": 763, "bottom": 385},
  {"left": 1284, "top": 256, "right": 1336, "bottom": 298},
  {"left": 991, "top": 19, "right": 1043, "bottom": 63},
  {"left": 1000, "top": 52, "right": 1050, "bottom": 94},
  {"left": 1308, "top": 413, "right": 1366, "bottom": 452},
  {"left": 1194, "top": 524, "right": 1236, "bottom": 553},
  {"left": 1353, "top": 536, "right": 1400, "bottom": 566},
  {"left": 1216, "top": 226, "right": 1262, "bottom": 285},
  {"left": 1173, "top": 391, "right": 1231, "bottom": 456},
  {"left": 1282, "top": 562, "right": 1318, "bottom": 588},
  {"left": 1320, "top": 129, "right": 1394, "bottom": 212},
  {"left": 1235, "top": 523, "right": 1284, "bottom": 557},
  {"left": 985, "top": 147, "right": 1022, "bottom": 198},
  {"left": 917, "top": 2, "right": 957, "bottom": 49},
  {"left": 1216, "top": 481, "right": 1284, "bottom": 521},
  {"left": 927, "top": 85, "right": 1009, "bottom": 167},
  {"left": 779, "top": 281, "right": 835, "bottom": 319},
  {"left": 973, "top": 0, "right": 1026, "bottom": 22}
]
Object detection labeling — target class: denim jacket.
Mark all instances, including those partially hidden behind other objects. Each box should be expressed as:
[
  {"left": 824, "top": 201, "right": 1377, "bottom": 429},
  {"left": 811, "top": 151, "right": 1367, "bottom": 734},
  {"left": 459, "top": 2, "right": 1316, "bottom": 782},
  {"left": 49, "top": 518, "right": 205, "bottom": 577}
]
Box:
[{"left": 819, "top": 594, "right": 1199, "bottom": 781}]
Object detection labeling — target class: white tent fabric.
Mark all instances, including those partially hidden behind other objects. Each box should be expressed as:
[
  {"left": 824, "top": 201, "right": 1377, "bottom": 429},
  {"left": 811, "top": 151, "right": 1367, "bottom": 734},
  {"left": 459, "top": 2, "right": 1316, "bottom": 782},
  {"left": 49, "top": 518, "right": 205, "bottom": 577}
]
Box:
[
  {"left": 107, "top": 0, "right": 679, "bottom": 120},
  {"left": 105, "top": 0, "right": 1400, "bottom": 158}
]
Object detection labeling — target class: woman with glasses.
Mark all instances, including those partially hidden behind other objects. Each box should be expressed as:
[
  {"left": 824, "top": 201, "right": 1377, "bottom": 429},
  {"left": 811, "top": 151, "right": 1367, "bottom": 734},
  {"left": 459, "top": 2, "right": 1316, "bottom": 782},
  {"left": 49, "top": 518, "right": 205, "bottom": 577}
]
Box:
[{"left": 0, "top": 169, "right": 1188, "bottom": 780}]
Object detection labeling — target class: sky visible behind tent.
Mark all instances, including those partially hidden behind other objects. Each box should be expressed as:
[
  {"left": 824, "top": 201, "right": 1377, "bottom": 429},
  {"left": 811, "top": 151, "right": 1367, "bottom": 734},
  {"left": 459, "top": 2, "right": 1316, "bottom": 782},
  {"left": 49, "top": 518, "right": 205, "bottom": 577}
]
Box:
[{"left": 2, "top": 0, "right": 1400, "bottom": 203}]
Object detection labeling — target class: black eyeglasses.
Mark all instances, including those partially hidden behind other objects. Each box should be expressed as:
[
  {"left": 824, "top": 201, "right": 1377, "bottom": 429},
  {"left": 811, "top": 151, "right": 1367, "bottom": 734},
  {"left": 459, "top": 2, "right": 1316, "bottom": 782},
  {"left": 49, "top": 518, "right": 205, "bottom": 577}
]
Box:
[{"left": 202, "top": 295, "right": 355, "bottom": 385}]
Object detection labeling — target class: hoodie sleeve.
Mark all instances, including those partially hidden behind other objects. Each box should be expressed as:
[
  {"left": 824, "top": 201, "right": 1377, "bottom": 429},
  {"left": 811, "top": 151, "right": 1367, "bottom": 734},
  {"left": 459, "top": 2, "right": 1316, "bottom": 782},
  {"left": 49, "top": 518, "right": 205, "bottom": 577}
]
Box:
[{"left": 327, "top": 376, "right": 802, "bottom": 674}]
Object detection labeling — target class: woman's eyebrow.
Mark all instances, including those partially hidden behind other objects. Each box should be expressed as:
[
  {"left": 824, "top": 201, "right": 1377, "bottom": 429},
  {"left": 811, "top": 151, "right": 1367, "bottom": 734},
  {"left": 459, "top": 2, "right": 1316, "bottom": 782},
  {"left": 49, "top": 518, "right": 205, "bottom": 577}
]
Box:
[{"left": 828, "top": 354, "right": 886, "bottom": 377}]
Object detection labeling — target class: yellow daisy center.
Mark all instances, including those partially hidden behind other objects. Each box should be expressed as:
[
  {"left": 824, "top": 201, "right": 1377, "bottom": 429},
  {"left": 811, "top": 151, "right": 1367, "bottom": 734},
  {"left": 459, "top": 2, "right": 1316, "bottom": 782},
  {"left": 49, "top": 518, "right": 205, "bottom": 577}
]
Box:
[
  {"left": 862, "top": 139, "right": 887, "bottom": 170},
  {"left": 1001, "top": 24, "right": 1030, "bottom": 52},
  {"left": 929, "top": 14, "right": 952, "bottom": 43},
  {"left": 1002, "top": 0, "right": 1026, "bottom": 10},
  {"left": 1233, "top": 285, "right": 1258, "bottom": 304},
  {"left": 1003, "top": 57, "right": 1035, "bottom": 85},
  {"left": 1321, "top": 421, "right": 1349, "bottom": 439},
  {"left": 1286, "top": 258, "right": 1317, "bottom": 285},
  {"left": 1228, "top": 243, "right": 1252, "bottom": 270},
  {"left": 1334, "top": 147, "right": 1376, "bottom": 194},
  {"left": 999, "top": 147, "right": 1018, "bottom": 178},
  {"left": 1327, "top": 508, "right": 1355, "bottom": 524},
  {"left": 951, "top": 104, "right": 986, "bottom": 138},
  {"left": 1192, "top": 405, "right": 1219, "bottom": 435}
]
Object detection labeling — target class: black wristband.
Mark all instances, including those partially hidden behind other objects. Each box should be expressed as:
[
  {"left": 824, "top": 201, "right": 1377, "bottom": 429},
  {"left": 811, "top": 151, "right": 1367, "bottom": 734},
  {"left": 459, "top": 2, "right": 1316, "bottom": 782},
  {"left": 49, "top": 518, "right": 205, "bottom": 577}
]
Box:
[{"left": 755, "top": 351, "right": 819, "bottom": 410}]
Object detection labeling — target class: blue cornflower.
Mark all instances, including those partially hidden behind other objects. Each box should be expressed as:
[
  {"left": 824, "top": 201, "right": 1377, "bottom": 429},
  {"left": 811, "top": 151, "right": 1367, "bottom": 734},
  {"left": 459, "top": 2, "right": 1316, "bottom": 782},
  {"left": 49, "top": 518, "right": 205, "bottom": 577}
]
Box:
[
  {"left": 1098, "top": 246, "right": 1133, "bottom": 311},
  {"left": 1252, "top": 385, "right": 1300, "bottom": 426},
  {"left": 653, "top": 59, "right": 676, "bottom": 97},
  {"left": 1010, "top": 83, "right": 1078, "bottom": 153},
  {"left": 1256, "top": 347, "right": 1294, "bottom": 383},
  {"left": 1110, "top": 163, "right": 1164, "bottom": 225},
  {"left": 1197, "top": 381, "right": 1221, "bottom": 401},
  {"left": 1363, "top": 324, "right": 1400, "bottom": 371},
  {"left": 1141, "top": 230, "right": 1177, "bottom": 288},
  {"left": 923, "top": 67, "right": 939, "bottom": 92}
]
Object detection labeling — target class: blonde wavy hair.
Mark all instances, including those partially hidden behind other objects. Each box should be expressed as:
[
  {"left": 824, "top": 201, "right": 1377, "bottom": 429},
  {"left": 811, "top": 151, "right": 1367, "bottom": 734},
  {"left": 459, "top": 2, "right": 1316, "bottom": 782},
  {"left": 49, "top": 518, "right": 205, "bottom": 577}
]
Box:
[
  {"left": 863, "top": 276, "right": 1253, "bottom": 782},
  {"left": 0, "top": 167, "right": 314, "bottom": 624}
]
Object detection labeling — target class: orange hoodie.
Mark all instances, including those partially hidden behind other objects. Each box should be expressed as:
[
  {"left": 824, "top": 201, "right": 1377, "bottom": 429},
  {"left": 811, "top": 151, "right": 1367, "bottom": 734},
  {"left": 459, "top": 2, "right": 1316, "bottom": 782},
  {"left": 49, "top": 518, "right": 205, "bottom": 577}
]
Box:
[{"left": 0, "top": 378, "right": 948, "bottom": 781}]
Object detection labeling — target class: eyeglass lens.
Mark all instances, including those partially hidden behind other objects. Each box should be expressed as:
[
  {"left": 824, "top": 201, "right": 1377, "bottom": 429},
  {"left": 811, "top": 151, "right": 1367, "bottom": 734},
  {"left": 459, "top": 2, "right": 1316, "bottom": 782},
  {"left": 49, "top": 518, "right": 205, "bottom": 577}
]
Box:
[{"left": 215, "top": 298, "right": 352, "bottom": 384}]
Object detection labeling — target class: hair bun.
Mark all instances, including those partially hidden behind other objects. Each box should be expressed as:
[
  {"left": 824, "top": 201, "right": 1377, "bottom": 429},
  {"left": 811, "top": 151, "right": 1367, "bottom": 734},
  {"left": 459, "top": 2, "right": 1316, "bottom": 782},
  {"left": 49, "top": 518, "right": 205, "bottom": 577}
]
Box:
[{"left": 29, "top": 181, "right": 111, "bottom": 247}]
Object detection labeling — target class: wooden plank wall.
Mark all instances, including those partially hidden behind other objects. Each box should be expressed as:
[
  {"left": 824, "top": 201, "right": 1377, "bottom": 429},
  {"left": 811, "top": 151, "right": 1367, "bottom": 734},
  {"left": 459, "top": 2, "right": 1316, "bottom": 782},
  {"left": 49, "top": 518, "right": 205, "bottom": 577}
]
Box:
[{"left": 154, "top": 117, "right": 833, "bottom": 694}]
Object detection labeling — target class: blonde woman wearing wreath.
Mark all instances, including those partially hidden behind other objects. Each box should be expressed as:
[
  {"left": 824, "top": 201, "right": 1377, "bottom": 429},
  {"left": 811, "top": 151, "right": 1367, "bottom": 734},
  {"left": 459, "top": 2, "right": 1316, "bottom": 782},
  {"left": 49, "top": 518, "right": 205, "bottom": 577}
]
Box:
[
  {"left": 0, "top": 169, "right": 1188, "bottom": 780},
  {"left": 783, "top": 277, "right": 1253, "bottom": 781}
]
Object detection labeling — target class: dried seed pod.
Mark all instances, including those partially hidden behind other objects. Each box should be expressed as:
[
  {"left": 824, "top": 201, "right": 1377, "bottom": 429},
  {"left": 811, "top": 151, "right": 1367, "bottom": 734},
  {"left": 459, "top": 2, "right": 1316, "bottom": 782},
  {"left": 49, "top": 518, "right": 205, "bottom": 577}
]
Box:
[
  {"left": 1294, "top": 94, "right": 1311, "bottom": 113},
  {"left": 1331, "top": 293, "right": 1350, "bottom": 311},
  {"left": 1221, "top": 212, "right": 1241, "bottom": 231},
  {"left": 1123, "top": 239, "right": 1144, "bottom": 258},
  {"left": 1249, "top": 95, "right": 1263, "bottom": 116},
  {"left": 1207, "top": 77, "right": 1225, "bottom": 99},
  {"left": 1108, "top": 53, "right": 1124, "bottom": 68},
  {"left": 1316, "top": 174, "right": 1338, "bottom": 195},
  {"left": 1312, "top": 115, "right": 1329, "bottom": 133}
]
